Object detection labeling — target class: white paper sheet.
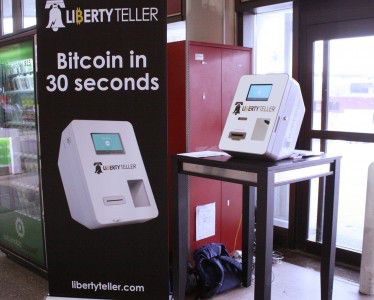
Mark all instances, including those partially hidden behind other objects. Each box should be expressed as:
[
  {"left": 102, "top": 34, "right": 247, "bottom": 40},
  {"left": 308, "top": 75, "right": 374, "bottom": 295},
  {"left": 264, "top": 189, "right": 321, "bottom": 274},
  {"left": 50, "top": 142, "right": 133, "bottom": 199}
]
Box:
[
  {"left": 178, "top": 151, "right": 230, "bottom": 158},
  {"left": 196, "top": 202, "right": 216, "bottom": 241}
]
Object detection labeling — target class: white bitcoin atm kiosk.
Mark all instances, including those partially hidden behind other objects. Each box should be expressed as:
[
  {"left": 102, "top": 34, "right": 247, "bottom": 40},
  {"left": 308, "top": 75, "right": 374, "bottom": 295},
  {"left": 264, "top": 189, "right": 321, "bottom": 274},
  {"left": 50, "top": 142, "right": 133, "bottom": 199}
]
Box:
[
  {"left": 58, "top": 120, "right": 158, "bottom": 229},
  {"left": 219, "top": 74, "right": 305, "bottom": 160}
]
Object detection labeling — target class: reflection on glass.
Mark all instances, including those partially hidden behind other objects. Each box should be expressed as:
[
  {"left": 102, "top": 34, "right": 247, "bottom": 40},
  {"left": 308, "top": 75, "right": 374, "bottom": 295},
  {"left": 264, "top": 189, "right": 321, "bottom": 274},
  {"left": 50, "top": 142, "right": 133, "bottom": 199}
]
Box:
[
  {"left": 328, "top": 140, "right": 374, "bottom": 251},
  {"left": 312, "top": 41, "right": 323, "bottom": 130},
  {"left": 23, "top": 0, "right": 36, "bottom": 28},
  {"left": 0, "top": 41, "right": 44, "bottom": 266},
  {"left": 308, "top": 139, "right": 321, "bottom": 241},
  {"left": 328, "top": 36, "right": 374, "bottom": 134},
  {"left": 308, "top": 139, "right": 374, "bottom": 252},
  {"left": 274, "top": 186, "right": 289, "bottom": 228},
  {"left": 2, "top": 0, "right": 13, "bottom": 35}
]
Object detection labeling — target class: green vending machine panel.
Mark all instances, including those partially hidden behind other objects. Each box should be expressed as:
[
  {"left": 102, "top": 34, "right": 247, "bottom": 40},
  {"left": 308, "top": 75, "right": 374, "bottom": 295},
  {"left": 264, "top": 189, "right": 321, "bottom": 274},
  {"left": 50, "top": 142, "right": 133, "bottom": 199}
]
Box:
[
  {"left": 0, "top": 138, "right": 11, "bottom": 165},
  {"left": 0, "top": 40, "right": 45, "bottom": 269}
]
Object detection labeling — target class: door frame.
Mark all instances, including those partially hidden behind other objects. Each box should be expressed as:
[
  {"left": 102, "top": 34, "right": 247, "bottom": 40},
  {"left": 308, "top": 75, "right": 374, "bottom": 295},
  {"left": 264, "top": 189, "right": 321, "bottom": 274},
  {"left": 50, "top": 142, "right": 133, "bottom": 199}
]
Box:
[{"left": 296, "top": 17, "right": 374, "bottom": 266}]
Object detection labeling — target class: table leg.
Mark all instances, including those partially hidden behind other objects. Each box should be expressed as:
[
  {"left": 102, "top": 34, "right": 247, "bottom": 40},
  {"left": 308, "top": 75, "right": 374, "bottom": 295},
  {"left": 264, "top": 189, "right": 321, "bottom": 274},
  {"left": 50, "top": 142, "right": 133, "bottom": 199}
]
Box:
[
  {"left": 255, "top": 172, "right": 274, "bottom": 300},
  {"left": 321, "top": 159, "right": 340, "bottom": 300},
  {"left": 172, "top": 158, "right": 189, "bottom": 300},
  {"left": 316, "top": 177, "right": 326, "bottom": 242},
  {"left": 242, "top": 185, "right": 256, "bottom": 287}
]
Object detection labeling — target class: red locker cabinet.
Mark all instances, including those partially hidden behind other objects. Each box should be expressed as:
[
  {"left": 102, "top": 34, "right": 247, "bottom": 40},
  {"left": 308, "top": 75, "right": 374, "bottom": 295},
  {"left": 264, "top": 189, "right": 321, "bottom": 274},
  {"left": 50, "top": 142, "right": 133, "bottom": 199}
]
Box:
[
  {"left": 220, "top": 48, "right": 252, "bottom": 252},
  {"left": 167, "top": 41, "right": 252, "bottom": 253}
]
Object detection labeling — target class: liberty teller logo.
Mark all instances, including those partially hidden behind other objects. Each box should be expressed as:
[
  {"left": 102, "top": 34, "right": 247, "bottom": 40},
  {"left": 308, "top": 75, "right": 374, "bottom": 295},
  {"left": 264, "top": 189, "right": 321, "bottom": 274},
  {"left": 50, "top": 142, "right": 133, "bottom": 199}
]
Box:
[
  {"left": 46, "top": 0, "right": 66, "bottom": 32},
  {"left": 45, "top": 0, "right": 159, "bottom": 32},
  {"left": 94, "top": 162, "right": 103, "bottom": 174},
  {"left": 93, "top": 162, "right": 136, "bottom": 175},
  {"left": 233, "top": 102, "right": 243, "bottom": 115}
]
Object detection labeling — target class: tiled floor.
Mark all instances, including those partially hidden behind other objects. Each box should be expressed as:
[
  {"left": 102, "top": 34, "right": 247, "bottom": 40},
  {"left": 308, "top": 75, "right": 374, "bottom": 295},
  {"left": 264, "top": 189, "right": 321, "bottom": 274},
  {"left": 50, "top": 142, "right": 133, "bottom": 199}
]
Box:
[
  {"left": 0, "top": 251, "right": 47, "bottom": 300},
  {"left": 203, "top": 262, "right": 373, "bottom": 300},
  {"left": 1, "top": 250, "right": 374, "bottom": 300}
]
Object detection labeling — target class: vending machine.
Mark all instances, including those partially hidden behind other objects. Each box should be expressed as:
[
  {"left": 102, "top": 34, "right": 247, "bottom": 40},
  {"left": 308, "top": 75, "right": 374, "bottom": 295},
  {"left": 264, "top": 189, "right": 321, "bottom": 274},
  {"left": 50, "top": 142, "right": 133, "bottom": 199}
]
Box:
[{"left": 0, "top": 37, "right": 45, "bottom": 270}]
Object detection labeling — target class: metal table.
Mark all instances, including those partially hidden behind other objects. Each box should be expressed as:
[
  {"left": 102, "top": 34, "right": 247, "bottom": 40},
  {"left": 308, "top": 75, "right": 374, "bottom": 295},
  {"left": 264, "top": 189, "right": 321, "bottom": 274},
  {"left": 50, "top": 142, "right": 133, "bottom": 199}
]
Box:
[{"left": 172, "top": 153, "right": 341, "bottom": 300}]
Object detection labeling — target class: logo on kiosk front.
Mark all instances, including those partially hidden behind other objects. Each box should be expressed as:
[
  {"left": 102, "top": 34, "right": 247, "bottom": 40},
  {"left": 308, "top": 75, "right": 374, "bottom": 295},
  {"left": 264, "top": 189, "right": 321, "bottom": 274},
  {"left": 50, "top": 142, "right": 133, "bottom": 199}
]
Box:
[
  {"left": 94, "top": 162, "right": 103, "bottom": 174},
  {"left": 93, "top": 162, "right": 137, "bottom": 175},
  {"left": 233, "top": 102, "right": 243, "bottom": 115},
  {"left": 45, "top": 0, "right": 66, "bottom": 32}
]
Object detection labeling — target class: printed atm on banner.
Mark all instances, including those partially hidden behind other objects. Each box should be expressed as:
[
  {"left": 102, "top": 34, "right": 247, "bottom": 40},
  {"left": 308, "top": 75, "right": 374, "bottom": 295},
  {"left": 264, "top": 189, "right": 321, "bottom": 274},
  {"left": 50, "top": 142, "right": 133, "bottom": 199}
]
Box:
[
  {"left": 58, "top": 120, "right": 158, "bottom": 229},
  {"left": 0, "top": 129, "right": 22, "bottom": 175},
  {"left": 219, "top": 74, "right": 305, "bottom": 160}
]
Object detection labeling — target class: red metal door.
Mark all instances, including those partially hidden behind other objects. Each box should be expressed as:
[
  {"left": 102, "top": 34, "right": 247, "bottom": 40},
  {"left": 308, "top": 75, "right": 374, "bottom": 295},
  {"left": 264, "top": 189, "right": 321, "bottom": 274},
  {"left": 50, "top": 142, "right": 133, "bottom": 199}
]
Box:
[
  {"left": 189, "top": 44, "right": 222, "bottom": 152},
  {"left": 221, "top": 48, "right": 252, "bottom": 252},
  {"left": 221, "top": 48, "right": 252, "bottom": 126},
  {"left": 221, "top": 183, "right": 244, "bottom": 252},
  {"left": 188, "top": 43, "right": 222, "bottom": 251}
]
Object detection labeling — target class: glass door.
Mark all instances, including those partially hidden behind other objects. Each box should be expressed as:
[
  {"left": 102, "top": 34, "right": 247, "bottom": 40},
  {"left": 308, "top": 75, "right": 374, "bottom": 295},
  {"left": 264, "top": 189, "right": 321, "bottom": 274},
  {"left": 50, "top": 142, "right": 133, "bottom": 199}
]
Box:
[
  {"left": 303, "top": 24, "right": 374, "bottom": 259},
  {"left": 0, "top": 39, "right": 45, "bottom": 268}
]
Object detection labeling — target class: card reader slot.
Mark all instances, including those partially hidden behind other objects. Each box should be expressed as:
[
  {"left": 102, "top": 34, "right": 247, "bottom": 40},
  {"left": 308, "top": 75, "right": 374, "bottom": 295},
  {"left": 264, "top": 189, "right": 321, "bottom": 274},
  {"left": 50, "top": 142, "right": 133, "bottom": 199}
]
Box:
[
  {"left": 103, "top": 196, "right": 125, "bottom": 206},
  {"left": 251, "top": 118, "right": 270, "bottom": 141},
  {"left": 229, "top": 131, "right": 247, "bottom": 141},
  {"left": 128, "top": 179, "right": 151, "bottom": 207},
  {"left": 106, "top": 199, "right": 122, "bottom": 203}
]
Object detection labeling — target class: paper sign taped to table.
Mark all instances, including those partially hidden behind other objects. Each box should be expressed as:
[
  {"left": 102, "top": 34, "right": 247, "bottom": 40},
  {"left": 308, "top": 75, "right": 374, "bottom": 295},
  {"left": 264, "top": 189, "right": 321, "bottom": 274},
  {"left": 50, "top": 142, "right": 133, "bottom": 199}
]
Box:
[{"left": 196, "top": 202, "right": 216, "bottom": 241}]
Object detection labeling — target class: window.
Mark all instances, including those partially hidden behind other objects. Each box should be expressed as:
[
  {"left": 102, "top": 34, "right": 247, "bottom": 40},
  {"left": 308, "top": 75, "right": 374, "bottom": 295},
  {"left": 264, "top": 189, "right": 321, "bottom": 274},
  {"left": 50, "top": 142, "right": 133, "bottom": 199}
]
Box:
[
  {"left": 23, "top": 0, "right": 37, "bottom": 28},
  {"left": 2, "top": 0, "right": 13, "bottom": 35},
  {"left": 254, "top": 5, "right": 293, "bottom": 75},
  {"left": 1, "top": 0, "right": 36, "bottom": 36},
  {"left": 243, "top": 2, "right": 293, "bottom": 228},
  {"left": 167, "top": 21, "right": 186, "bottom": 43}
]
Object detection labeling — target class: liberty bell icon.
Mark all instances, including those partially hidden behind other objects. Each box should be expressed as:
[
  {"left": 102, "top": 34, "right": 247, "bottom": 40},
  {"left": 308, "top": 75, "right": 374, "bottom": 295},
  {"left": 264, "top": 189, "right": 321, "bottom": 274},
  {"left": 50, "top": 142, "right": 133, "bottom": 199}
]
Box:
[{"left": 45, "top": 0, "right": 66, "bottom": 32}]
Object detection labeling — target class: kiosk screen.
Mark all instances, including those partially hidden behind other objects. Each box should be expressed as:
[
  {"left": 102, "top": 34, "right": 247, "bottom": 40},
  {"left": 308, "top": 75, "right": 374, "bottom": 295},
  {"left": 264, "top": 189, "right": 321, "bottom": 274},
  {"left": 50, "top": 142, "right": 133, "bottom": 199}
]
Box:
[
  {"left": 91, "top": 133, "right": 125, "bottom": 154},
  {"left": 246, "top": 84, "right": 272, "bottom": 101}
]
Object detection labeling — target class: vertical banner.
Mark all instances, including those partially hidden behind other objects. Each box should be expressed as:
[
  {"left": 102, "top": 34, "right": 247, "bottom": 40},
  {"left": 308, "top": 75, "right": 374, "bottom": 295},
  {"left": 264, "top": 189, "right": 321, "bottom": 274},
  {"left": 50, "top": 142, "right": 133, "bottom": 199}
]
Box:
[{"left": 36, "top": 1, "right": 168, "bottom": 299}]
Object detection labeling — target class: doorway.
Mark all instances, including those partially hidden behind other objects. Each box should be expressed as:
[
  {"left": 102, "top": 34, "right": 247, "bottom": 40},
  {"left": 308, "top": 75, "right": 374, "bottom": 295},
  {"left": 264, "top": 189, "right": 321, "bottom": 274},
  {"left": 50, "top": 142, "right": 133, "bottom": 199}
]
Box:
[{"left": 299, "top": 18, "right": 374, "bottom": 263}]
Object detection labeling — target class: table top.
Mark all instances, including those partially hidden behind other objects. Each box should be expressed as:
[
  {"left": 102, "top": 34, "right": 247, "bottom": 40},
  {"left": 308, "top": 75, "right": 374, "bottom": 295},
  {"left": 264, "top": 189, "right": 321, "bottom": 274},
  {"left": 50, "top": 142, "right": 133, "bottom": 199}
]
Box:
[
  {"left": 176, "top": 153, "right": 340, "bottom": 172},
  {"left": 175, "top": 153, "right": 341, "bottom": 186}
]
